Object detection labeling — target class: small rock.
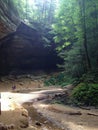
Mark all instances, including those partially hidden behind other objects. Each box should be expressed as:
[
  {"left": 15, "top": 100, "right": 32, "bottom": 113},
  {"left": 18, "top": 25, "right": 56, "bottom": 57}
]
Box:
[
  {"left": 22, "top": 109, "right": 28, "bottom": 117},
  {"left": 6, "top": 125, "right": 10, "bottom": 129},
  {"left": 42, "top": 127, "right": 48, "bottom": 130},
  {"left": 10, "top": 124, "right": 15, "bottom": 129},
  {"left": 28, "top": 126, "right": 37, "bottom": 130},
  {"left": 20, "top": 118, "right": 29, "bottom": 128},
  {"left": 0, "top": 123, "right": 4, "bottom": 129},
  {"left": 0, "top": 123, "right": 3, "bottom": 126},
  {"left": 2, "top": 126, "right": 7, "bottom": 130},
  {"left": 44, "top": 120, "right": 48, "bottom": 124},
  {"left": 35, "top": 121, "right": 42, "bottom": 126},
  {"left": 19, "top": 82, "right": 24, "bottom": 86}
]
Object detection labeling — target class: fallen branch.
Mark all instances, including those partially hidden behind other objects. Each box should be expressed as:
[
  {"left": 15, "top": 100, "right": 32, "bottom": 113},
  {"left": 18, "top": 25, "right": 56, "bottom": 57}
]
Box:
[
  {"left": 87, "top": 113, "right": 98, "bottom": 116},
  {"left": 79, "top": 106, "right": 90, "bottom": 110}
]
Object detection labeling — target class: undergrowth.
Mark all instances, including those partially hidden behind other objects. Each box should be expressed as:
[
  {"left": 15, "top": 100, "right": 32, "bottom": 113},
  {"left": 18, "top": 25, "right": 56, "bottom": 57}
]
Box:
[
  {"left": 44, "top": 72, "right": 74, "bottom": 87},
  {"left": 71, "top": 83, "right": 98, "bottom": 106},
  {"left": 44, "top": 71, "right": 98, "bottom": 107}
]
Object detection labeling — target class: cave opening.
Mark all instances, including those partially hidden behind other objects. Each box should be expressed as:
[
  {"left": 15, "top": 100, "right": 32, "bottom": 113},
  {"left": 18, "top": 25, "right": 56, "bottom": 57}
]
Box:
[
  {"left": 0, "top": 22, "right": 63, "bottom": 76},
  {"left": 0, "top": 0, "right": 64, "bottom": 76}
]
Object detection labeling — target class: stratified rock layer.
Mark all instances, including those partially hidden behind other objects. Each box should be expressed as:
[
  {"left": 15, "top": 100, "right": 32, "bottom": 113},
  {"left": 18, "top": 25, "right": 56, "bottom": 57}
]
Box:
[{"left": 0, "top": 0, "right": 20, "bottom": 39}]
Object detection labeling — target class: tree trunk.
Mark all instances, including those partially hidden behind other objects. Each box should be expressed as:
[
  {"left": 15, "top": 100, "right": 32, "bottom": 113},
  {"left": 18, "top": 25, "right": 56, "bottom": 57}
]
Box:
[
  {"left": 26, "top": 0, "right": 28, "bottom": 19},
  {"left": 80, "top": 0, "right": 92, "bottom": 70}
]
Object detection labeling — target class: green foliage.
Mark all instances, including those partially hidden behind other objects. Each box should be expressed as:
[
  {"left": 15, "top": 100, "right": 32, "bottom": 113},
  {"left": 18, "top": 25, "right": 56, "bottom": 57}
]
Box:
[
  {"left": 52, "top": 0, "right": 98, "bottom": 79},
  {"left": 71, "top": 83, "right": 98, "bottom": 106},
  {"left": 12, "top": 0, "right": 57, "bottom": 26},
  {"left": 44, "top": 76, "right": 57, "bottom": 86},
  {"left": 44, "top": 72, "right": 74, "bottom": 87},
  {"left": 80, "top": 70, "right": 98, "bottom": 84},
  {"left": 58, "top": 42, "right": 86, "bottom": 78},
  {"left": 52, "top": 0, "right": 79, "bottom": 50}
]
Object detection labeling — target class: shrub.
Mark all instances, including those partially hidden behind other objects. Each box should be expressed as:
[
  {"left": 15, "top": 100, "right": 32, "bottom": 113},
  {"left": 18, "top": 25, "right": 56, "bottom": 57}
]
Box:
[
  {"left": 71, "top": 83, "right": 98, "bottom": 106},
  {"left": 44, "top": 72, "right": 74, "bottom": 87}
]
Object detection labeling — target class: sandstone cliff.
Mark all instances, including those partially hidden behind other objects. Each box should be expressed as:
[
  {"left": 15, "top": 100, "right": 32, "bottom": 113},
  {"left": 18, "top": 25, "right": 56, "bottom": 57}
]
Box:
[{"left": 0, "top": 0, "right": 20, "bottom": 39}]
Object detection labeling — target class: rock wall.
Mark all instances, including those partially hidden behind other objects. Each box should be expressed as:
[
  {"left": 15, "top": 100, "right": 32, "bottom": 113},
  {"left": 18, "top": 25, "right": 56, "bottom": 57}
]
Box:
[
  {"left": 0, "top": 23, "right": 63, "bottom": 75},
  {"left": 0, "top": 0, "right": 20, "bottom": 39}
]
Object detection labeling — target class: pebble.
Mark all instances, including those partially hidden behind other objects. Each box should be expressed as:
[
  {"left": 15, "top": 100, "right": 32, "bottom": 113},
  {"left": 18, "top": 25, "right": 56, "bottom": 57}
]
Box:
[
  {"left": 42, "top": 127, "right": 48, "bottom": 130},
  {"left": 35, "top": 121, "right": 42, "bottom": 126},
  {"left": 0, "top": 123, "right": 15, "bottom": 130}
]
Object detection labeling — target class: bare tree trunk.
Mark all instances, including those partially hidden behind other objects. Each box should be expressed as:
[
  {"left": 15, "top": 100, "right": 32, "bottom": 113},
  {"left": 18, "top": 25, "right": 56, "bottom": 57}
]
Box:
[
  {"left": 93, "top": 3, "right": 98, "bottom": 40},
  {"left": 48, "top": 0, "right": 53, "bottom": 24},
  {"left": 26, "top": 0, "right": 28, "bottom": 19},
  {"left": 79, "top": 0, "right": 92, "bottom": 70}
]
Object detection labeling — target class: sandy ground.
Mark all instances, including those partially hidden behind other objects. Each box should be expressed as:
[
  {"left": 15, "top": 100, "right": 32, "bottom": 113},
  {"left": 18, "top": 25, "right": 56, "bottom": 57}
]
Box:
[
  {"left": 0, "top": 76, "right": 98, "bottom": 130},
  {"left": 34, "top": 103, "right": 98, "bottom": 130}
]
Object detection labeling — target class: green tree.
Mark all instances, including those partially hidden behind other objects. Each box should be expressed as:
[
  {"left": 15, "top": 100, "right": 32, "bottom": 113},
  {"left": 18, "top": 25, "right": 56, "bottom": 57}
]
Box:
[{"left": 52, "top": 0, "right": 98, "bottom": 78}]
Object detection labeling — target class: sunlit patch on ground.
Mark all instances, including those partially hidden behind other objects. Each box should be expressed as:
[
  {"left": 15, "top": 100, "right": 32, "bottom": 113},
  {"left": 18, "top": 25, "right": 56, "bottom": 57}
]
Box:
[
  {"left": 1, "top": 92, "right": 14, "bottom": 111},
  {"left": 1, "top": 98, "right": 13, "bottom": 111},
  {"left": 0, "top": 91, "right": 46, "bottom": 111},
  {"left": 66, "top": 122, "right": 84, "bottom": 130},
  {"left": 1, "top": 92, "right": 21, "bottom": 111},
  {"left": 38, "top": 103, "right": 49, "bottom": 108}
]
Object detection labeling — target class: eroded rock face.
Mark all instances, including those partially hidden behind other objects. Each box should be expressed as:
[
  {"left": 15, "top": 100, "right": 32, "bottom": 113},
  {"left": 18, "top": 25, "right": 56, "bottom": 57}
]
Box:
[
  {"left": 0, "top": 0, "right": 20, "bottom": 39},
  {"left": 0, "top": 23, "right": 62, "bottom": 75}
]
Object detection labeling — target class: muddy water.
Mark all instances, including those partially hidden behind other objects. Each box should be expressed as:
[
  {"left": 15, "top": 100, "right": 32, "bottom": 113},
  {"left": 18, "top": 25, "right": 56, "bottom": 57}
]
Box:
[{"left": 23, "top": 103, "right": 64, "bottom": 130}]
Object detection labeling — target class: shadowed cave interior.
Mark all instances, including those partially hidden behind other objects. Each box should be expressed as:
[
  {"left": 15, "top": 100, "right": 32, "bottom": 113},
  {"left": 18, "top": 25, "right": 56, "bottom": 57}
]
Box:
[{"left": 0, "top": 22, "right": 63, "bottom": 75}]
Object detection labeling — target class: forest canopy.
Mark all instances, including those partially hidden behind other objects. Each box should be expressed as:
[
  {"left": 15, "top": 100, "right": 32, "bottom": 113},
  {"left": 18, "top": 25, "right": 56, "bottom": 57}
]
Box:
[{"left": 10, "top": 0, "right": 58, "bottom": 26}]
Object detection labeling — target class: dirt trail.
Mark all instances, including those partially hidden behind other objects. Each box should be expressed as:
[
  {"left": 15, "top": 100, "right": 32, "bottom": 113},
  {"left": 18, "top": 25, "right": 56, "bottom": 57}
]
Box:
[
  {"left": 0, "top": 75, "right": 98, "bottom": 130},
  {"left": 34, "top": 102, "right": 98, "bottom": 130},
  {"left": 0, "top": 88, "right": 65, "bottom": 130}
]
